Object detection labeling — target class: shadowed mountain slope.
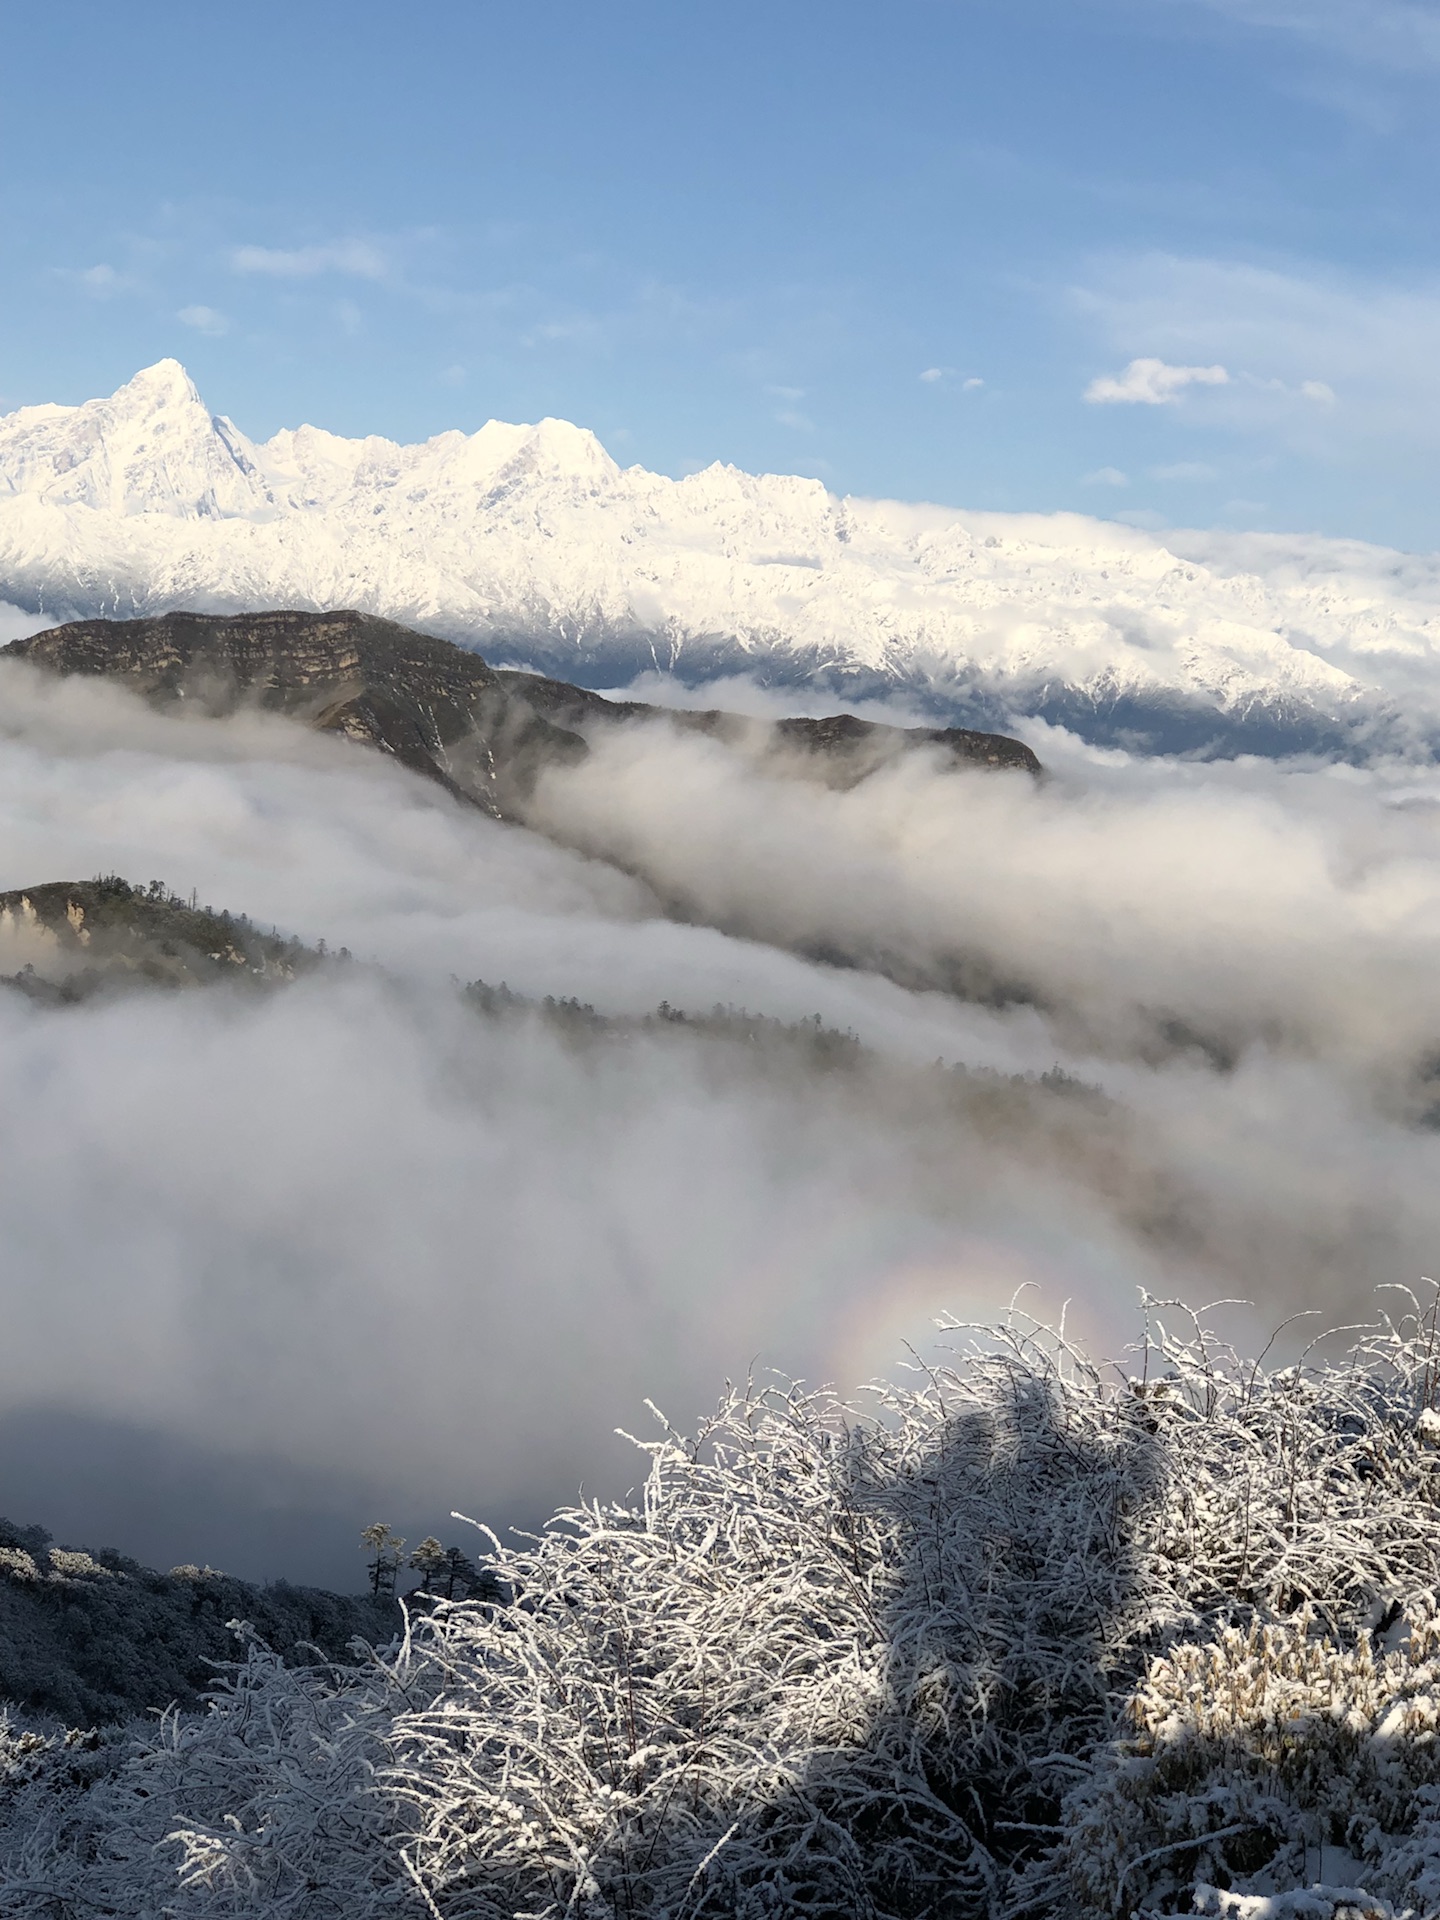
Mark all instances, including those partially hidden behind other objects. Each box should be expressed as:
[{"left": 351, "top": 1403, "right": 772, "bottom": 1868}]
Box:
[
  {"left": 2, "top": 609, "right": 586, "bottom": 819},
  {"left": 492, "top": 665, "right": 1041, "bottom": 778},
  {"left": 3, "top": 611, "right": 1039, "bottom": 819}
]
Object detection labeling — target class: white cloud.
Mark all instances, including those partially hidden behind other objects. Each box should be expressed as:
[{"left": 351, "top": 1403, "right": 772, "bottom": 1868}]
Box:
[
  {"left": 1083, "top": 466, "right": 1131, "bottom": 486},
  {"left": 230, "top": 239, "right": 387, "bottom": 280},
  {"left": 1074, "top": 252, "right": 1440, "bottom": 447},
  {"left": 1084, "top": 356, "right": 1230, "bottom": 405},
  {"left": 919, "top": 369, "right": 984, "bottom": 391},
  {"left": 1150, "top": 461, "right": 1219, "bottom": 481},
  {"left": 177, "top": 305, "right": 228, "bottom": 337},
  {"left": 774, "top": 407, "right": 814, "bottom": 431}
]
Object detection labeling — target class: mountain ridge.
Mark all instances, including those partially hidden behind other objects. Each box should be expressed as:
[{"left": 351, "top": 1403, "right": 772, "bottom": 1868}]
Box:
[
  {"left": 2, "top": 609, "right": 1041, "bottom": 813},
  {"left": 2, "top": 362, "right": 1439, "bottom": 756}
]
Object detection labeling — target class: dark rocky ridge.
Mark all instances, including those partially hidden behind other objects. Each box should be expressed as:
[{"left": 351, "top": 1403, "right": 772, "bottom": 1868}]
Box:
[
  {"left": 3, "top": 609, "right": 583, "bottom": 820},
  {"left": 2, "top": 610, "right": 1040, "bottom": 818},
  {"left": 490, "top": 666, "right": 1043, "bottom": 782}
]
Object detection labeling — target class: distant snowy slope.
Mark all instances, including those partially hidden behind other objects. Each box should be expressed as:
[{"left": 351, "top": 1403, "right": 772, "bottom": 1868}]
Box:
[{"left": 4, "top": 360, "right": 1440, "bottom": 754}]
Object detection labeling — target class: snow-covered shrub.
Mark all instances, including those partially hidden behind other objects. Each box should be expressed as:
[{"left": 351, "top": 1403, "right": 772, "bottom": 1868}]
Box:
[
  {"left": 1014, "top": 1293, "right": 1440, "bottom": 1919},
  {"left": 46, "top": 1548, "right": 110, "bottom": 1580},
  {"left": 378, "top": 1329, "right": 1167, "bottom": 1919},
  {"left": 2, "top": 1296, "right": 1440, "bottom": 1917},
  {"left": 1043, "top": 1601, "right": 1440, "bottom": 1916},
  {"left": 375, "top": 1303, "right": 1440, "bottom": 1917},
  {"left": 0, "top": 1629, "right": 413, "bottom": 1918}
]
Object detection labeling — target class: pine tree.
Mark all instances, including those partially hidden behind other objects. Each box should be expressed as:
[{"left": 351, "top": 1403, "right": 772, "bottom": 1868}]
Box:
[
  {"left": 442, "top": 1546, "right": 472, "bottom": 1601},
  {"left": 407, "top": 1538, "right": 445, "bottom": 1595},
  {"left": 359, "top": 1523, "right": 404, "bottom": 1598}
]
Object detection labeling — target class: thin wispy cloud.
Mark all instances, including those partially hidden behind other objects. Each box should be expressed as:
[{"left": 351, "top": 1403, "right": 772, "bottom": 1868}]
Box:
[
  {"left": 522, "top": 314, "right": 606, "bottom": 347},
  {"left": 230, "top": 239, "right": 388, "bottom": 279},
  {"left": 1176, "top": 0, "right": 1440, "bottom": 72},
  {"left": 1083, "top": 465, "right": 1131, "bottom": 486},
  {"left": 765, "top": 384, "right": 813, "bottom": 431},
  {"left": 177, "top": 305, "right": 228, "bottom": 336},
  {"left": 56, "top": 264, "right": 132, "bottom": 300},
  {"left": 918, "top": 368, "right": 984, "bottom": 390},
  {"left": 1084, "top": 356, "right": 1230, "bottom": 404}
]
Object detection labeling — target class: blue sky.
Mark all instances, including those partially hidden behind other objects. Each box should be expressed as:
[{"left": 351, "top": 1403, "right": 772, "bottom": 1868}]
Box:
[{"left": 4, "top": 0, "right": 1440, "bottom": 546}]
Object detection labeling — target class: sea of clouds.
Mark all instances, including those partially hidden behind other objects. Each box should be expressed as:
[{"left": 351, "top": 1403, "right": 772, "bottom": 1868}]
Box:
[{"left": 1, "top": 657, "right": 1438, "bottom": 1587}]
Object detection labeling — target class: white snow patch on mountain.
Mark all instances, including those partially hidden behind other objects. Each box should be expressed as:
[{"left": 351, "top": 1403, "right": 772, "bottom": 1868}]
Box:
[{"left": 4, "top": 362, "right": 1440, "bottom": 753}]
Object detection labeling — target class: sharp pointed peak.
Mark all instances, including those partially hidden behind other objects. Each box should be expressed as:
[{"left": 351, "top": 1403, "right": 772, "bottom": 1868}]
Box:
[{"left": 111, "top": 359, "right": 206, "bottom": 407}]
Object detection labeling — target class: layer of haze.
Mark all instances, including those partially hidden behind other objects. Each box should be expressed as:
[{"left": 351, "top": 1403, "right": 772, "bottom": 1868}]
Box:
[{"left": 1, "top": 662, "right": 1438, "bottom": 1586}]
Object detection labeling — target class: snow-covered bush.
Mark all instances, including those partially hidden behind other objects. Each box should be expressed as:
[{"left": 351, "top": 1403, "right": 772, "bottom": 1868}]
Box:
[
  {"left": 0, "top": 1630, "right": 411, "bottom": 1918},
  {"left": 384, "top": 1349, "right": 1160, "bottom": 1918},
  {"left": 45, "top": 1548, "right": 110, "bottom": 1580},
  {"left": 2, "top": 1295, "right": 1440, "bottom": 1917},
  {"left": 1044, "top": 1601, "right": 1440, "bottom": 1916}
]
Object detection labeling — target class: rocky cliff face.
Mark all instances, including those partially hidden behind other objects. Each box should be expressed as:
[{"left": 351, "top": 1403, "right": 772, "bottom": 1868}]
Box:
[{"left": 3, "top": 610, "right": 1040, "bottom": 817}]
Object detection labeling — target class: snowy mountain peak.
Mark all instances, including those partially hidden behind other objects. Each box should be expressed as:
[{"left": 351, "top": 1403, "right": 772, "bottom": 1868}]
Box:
[
  {"left": 113, "top": 357, "right": 204, "bottom": 408},
  {"left": 0, "top": 360, "right": 269, "bottom": 522},
  {"left": 4, "top": 363, "right": 1440, "bottom": 756}
]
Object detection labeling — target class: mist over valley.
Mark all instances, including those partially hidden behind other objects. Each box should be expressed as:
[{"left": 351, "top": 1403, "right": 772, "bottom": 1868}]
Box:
[{"left": 3, "top": 600, "right": 1440, "bottom": 1604}]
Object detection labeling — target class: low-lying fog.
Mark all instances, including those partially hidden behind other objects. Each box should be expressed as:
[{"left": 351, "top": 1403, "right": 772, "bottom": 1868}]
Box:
[{"left": 2, "top": 658, "right": 1438, "bottom": 1588}]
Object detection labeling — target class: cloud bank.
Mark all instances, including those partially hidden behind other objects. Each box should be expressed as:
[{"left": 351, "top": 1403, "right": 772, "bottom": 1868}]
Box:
[{"left": 1, "top": 668, "right": 1439, "bottom": 1586}]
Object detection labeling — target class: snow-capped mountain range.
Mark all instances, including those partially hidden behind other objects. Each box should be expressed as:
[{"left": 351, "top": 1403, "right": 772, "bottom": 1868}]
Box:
[{"left": 4, "top": 359, "right": 1440, "bottom": 756}]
